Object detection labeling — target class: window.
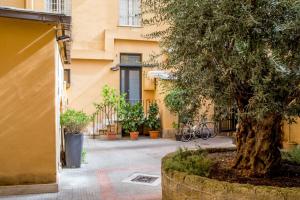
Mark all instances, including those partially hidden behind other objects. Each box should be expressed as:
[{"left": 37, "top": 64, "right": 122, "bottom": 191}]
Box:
[
  {"left": 119, "top": 0, "right": 141, "bottom": 26},
  {"left": 45, "top": 0, "right": 71, "bottom": 15},
  {"left": 120, "top": 54, "right": 142, "bottom": 66}
]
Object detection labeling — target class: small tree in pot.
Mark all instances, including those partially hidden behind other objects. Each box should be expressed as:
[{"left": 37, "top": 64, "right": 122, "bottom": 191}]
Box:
[
  {"left": 145, "top": 102, "right": 161, "bottom": 139},
  {"left": 61, "top": 109, "right": 90, "bottom": 168},
  {"left": 94, "top": 85, "right": 126, "bottom": 140},
  {"left": 164, "top": 88, "right": 197, "bottom": 140},
  {"left": 120, "top": 102, "right": 144, "bottom": 140}
]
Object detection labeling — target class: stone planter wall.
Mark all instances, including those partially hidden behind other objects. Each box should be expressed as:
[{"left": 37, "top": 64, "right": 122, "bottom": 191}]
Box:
[{"left": 162, "top": 153, "right": 300, "bottom": 200}]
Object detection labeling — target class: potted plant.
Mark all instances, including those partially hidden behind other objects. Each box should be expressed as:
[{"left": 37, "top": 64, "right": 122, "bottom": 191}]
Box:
[
  {"left": 120, "top": 102, "right": 144, "bottom": 140},
  {"left": 146, "top": 102, "right": 161, "bottom": 139},
  {"left": 94, "top": 85, "right": 126, "bottom": 140},
  {"left": 172, "top": 122, "right": 182, "bottom": 141},
  {"left": 61, "top": 109, "right": 90, "bottom": 168},
  {"left": 164, "top": 88, "right": 195, "bottom": 140}
]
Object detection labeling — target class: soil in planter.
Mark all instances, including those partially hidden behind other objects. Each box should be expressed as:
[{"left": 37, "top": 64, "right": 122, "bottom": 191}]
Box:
[{"left": 208, "top": 151, "right": 300, "bottom": 187}]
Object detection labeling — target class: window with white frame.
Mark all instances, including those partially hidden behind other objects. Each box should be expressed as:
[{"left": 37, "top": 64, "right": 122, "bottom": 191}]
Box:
[
  {"left": 119, "top": 0, "right": 141, "bottom": 26},
  {"left": 45, "top": 0, "right": 71, "bottom": 16}
]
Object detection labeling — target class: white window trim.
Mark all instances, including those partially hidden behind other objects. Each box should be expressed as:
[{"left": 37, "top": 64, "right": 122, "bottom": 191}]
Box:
[{"left": 119, "top": 0, "right": 142, "bottom": 27}]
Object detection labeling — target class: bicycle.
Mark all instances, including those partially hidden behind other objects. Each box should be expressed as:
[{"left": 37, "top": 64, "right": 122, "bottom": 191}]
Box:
[{"left": 181, "top": 120, "right": 219, "bottom": 142}]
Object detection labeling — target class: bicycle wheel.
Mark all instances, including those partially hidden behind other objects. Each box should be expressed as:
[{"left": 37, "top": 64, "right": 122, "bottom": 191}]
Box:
[
  {"left": 200, "top": 125, "right": 210, "bottom": 140},
  {"left": 181, "top": 128, "right": 192, "bottom": 142},
  {"left": 205, "top": 122, "right": 219, "bottom": 138}
]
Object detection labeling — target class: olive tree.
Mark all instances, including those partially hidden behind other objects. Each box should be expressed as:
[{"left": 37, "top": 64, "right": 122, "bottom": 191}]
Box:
[{"left": 142, "top": 0, "right": 300, "bottom": 177}]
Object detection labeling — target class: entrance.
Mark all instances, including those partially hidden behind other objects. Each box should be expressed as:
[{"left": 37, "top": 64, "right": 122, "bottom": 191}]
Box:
[{"left": 120, "top": 54, "right": 142, "bottom": 104}]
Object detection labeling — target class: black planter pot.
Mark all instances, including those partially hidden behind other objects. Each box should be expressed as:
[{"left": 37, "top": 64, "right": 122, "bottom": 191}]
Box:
[
  {"left": 65, "top": 133, "right": 84, "bottom": 168},
  {"left": 175, "top": 134, "right": 183, "bottom": 141}
]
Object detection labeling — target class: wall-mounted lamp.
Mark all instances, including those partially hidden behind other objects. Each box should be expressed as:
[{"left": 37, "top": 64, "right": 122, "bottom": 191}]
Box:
[
  {"left": 110, "top": 64, "right": 120, "bottom": 71},
  {"left": 57, "top": 35, "right": 71, "bottom": 42}
]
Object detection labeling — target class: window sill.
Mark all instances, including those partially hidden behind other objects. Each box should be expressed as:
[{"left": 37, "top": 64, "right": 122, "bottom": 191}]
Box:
[{"left": 118, "top": 25, "right": 143, "bottom": 28}]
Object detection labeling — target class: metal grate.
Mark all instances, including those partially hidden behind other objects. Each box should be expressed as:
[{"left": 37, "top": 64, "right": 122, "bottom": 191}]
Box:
[
  {"left": 131, "top": 175, "right": 158, "bottom": 184},
  {"left": 122, "top": 173, "right": 161, "bottom": 186}
]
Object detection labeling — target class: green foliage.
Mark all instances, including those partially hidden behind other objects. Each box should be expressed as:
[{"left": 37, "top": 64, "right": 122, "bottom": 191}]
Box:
[
  {"left": 164, "top": 148, "right": 214, "bottom": 177},
  {"left": 282, "top": 148, "right": 300, "bottom": 165},
  {"left": 145, "top": 102, "right": 161, "bottom": 130},
  {"left": 142, "top": 0, "right": 300, "bottom": 122},
  {"left": 164, "top": 88, "right": 197, "bottom": 124},
  {"left": 120, "top": 102, "right": 144, "bottom": 133},
  {"left": 81, "top": 148, "right": 87, "bottom": 164},
  {"left": 94, "top": 85, "right": 126, "bottom": 130},
  {"left": 61, "top": 109, "right": 90, "bottom": 134}
]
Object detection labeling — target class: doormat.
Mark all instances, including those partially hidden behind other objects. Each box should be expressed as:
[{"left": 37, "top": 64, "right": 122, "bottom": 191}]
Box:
[{"left": 122, "top": 173, "right": 161, "bottom": 186}]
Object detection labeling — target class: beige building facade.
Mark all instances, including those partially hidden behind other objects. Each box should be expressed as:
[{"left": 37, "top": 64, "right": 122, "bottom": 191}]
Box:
[
  {"left": 67, "top": 0, "right": 177, "bottom": 137},
  {"left": 0, "top": 0, "right": 71, "bottom": 194}
]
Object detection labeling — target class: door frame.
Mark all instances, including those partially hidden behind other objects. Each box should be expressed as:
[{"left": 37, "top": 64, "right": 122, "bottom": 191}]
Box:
[{"left": 119, "top": 53, "right": 143, "bottom": 102}]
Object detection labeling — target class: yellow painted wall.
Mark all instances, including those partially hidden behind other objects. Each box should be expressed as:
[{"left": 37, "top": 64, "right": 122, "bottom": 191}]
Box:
[
  {"left": 0, "top": 0, "right": 25, "bottom": 8},
  {"left": 0, "top": 17, "right": 57, "bottom": 185},
  {"left": 154, "top": 81, "right": 178, "bottom": 138},
  {"left": 283, "top": 119, "right": 300, "bottom": 145},
  {"left": 68, "top": 0, "right": 175, "bottom": 136}
]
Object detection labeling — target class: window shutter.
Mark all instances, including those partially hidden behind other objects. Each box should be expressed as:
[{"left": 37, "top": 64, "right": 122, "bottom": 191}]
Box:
[
  {"left": 119, "top": 0, "right": 129, "bottom": 25},
  {"left": 119, "top": 0, "right": 141, "bottom": 26},
  {"left": 132, "top": 0, "right": 141, "bottom": 26}
]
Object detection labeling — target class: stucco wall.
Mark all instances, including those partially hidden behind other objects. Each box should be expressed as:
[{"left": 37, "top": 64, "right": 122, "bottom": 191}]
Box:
[
  {"left": 68, "top": 0, "right": 175, "bottom": 136},
  {"left": 283, "top": 119, "right": 300, "bottom": 145},
  {"left": 0, "top": 17, "right": 57, "bottom": 185},
  {"left": 0, "top": 0, "right": 25, "bottom": 8}
]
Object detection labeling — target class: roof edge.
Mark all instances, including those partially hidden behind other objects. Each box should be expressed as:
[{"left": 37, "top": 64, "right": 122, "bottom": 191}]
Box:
[{"left": 0, "top": 6, "right": 71, "bottom": 24}]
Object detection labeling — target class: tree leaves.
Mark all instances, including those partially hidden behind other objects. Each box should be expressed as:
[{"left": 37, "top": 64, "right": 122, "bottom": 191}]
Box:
[{"left": 143, "top": 0, "right": 300, "bottom": 122}]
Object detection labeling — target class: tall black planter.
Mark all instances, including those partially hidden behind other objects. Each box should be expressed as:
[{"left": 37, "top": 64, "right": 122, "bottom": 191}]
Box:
[{"left": 65, "top": 133, "right": 84, "bottom": 168}]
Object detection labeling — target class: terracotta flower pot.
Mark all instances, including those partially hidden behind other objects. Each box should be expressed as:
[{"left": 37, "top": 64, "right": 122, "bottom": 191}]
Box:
[
  {"left": 149, "top": 131, "right": 160, "bottom": 139},
  {"left": 107, "top": 131, "right": 117, "bottom": 140},
  {"left": 130, "top": 132, "right": 139, "bottom": 140}
]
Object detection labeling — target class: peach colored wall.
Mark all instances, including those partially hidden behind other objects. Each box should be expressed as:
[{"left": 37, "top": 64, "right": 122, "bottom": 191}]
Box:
[
  {"left": 0, "top": 17, "right": 57, "bottom": 185},
  {"left": 68, "top": 0, "right": 175, "bottom": 136},
  {"left": 154, "top": 81, "right": 178, "bottom": 138},
  {"left": 283, "top": 119, "right": 300, "bottom": 145},
  {"left": 0, "top": 0, "right": 25, "bottom": 8},
  {"left": 66, "top": 59, "right": 117, "bottom": 114},
  {"left": 0, "top": 0, "right": 48, "bottom": 11}
]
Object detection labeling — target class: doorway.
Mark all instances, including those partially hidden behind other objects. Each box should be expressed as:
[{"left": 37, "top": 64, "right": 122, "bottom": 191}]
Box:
[{"left": 120, "top": 54, "right": 142, "bottom": 104}]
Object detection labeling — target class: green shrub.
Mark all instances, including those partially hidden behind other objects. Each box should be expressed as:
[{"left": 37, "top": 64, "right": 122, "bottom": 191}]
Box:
[
  {"left": 163, "top": 148, "right": 214, "bottom": 177},
  {"left": 145, "top": 102, "right": 160, "bottom": 131},
  {"left": 61, "top": 109, "right": 90, "bottom": 134},
  {"left": 282, "top": 148, "right": 300, "bottom": 165},
  {"left": 81, "top": 148, "right": 87, "bottom": 164},
  {"left": 120, "top": 102, "right": 144, "bottom": 133}
]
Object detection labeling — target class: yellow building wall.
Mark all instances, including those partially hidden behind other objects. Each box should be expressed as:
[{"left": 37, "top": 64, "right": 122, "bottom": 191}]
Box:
[
  {"left": 0, "top": 17, "right": 58, "bottom": 185},
  {"left": 154, "top": 81, "right": 178, "bottom": 138},
  {"left": 68, "top": 0, "right": 175, "bottom": 136},
  {"left": 283, "top": 119, "right": 300, "bottom": 145},
  {"left": 0, "top": 0, "right": 25, "bottom": 8},
  {"left": 68, "top": 40, "right": 159, "bottom": 115}
]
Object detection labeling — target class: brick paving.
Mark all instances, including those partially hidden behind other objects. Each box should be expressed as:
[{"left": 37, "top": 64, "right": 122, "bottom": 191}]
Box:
[{"left": 0, "top": 136, "right": 235, "bottom": 200}]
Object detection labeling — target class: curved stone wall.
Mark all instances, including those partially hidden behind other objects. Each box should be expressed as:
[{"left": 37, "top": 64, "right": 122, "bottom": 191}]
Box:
[{"left": 162, "top": 153, "right": 300, "bottom": 200}]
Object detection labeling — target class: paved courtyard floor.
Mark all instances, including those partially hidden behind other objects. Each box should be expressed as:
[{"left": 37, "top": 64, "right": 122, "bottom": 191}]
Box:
[{"left": 0, "top": 136, "right": 235, "bottom": 200}]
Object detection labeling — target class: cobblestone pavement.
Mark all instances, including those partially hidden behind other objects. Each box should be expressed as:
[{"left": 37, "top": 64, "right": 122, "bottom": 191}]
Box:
[{"left": 0, "top": 136, "right": 235, "bottom": 200}]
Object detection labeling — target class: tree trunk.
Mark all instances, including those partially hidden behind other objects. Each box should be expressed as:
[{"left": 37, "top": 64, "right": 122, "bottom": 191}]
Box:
[{"left": 234, "top": 114, "right": 282, "bottom": 177}]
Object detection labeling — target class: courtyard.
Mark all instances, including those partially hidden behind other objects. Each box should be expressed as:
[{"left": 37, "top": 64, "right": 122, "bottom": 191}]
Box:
[{"left": 0, "top": 136, "right": 234, "bottom": 200}]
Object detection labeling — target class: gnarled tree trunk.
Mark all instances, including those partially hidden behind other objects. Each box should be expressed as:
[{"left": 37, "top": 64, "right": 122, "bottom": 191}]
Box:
[{"left": 234, "top": 114, "right": 282, "bottom": 177}]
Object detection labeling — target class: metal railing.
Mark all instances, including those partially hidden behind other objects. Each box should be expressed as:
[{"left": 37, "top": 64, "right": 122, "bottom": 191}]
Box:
[
  {"left": 45, "top": 0, "right": 71, "bottom": 16},
  {"left": 92, "top": 99, "right": 158, "bottom": 138},
  {"left": 219, "top": 107, "right": 237, "bottom": 132}
]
